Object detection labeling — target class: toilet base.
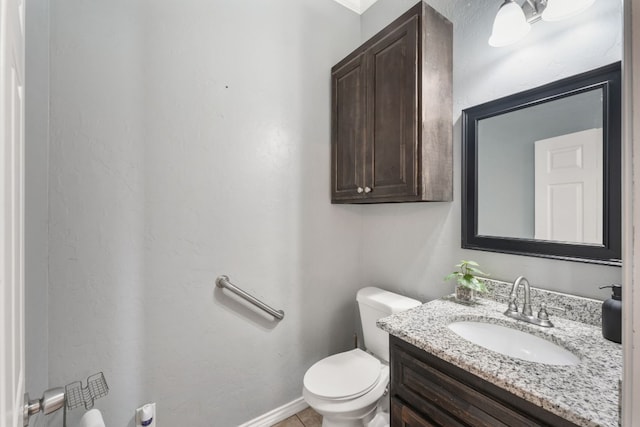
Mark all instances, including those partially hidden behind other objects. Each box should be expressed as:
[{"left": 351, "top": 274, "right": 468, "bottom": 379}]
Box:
[
  {"left": 319, "top": 407, "right": 390, "bottom": 427},
  {"left": 320, "top": 406, "right": 377, "bottom": 427},
  {"left": 367, "top": 411, "right": 390, "bottom": 427}
]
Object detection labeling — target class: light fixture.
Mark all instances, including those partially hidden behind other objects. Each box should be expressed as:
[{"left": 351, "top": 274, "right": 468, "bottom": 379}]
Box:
[
  {"left": 489, "top": 0, "right": 531, "bottom": 47},
  {"left": 488, "top": 0, "right": 596, "bottom": 47}
]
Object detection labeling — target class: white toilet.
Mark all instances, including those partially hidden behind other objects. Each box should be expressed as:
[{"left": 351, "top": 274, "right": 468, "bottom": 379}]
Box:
[{"left": 302, "top": 287, "right": 422, "bottom": 427}]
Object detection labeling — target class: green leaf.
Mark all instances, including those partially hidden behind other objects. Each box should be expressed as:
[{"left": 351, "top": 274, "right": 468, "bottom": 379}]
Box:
[
  {"left": 444, "top": 260, "right": 490, "bottom": 290},
  {"left": 469, "top": 277, "right": 488, "bottom": 293},
  {"left": 457, "top": 276, "right": 470, "bottom": 287},
  {"left": 444, "top": 272, "right": 460, "bottom": 282},
  {"left": 466, "top": 266, "right": 488, "bottom": 276}
]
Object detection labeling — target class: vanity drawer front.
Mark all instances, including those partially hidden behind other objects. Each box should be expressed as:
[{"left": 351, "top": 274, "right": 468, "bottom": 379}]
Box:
[
  {"left": 391, "top": 395, "right": 465, "bottom": 427},
  {"left": 394, "top": 349, "right": 534, "bottom": 426},
  {"left": 390, "top": 336, "right": 579, "bottom": 427},
  {"left": 391, "top": 397, "right": 438, "bottom": 427}
]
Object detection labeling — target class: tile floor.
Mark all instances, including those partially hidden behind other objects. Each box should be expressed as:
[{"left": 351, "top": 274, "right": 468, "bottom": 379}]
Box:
[{"left": 271, "top": 407, "right": 322, "bottom": 427}]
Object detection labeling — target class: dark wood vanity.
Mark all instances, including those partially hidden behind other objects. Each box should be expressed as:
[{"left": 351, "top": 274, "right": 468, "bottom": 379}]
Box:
[
  {"left": 389, "top": 336, "right": 580, "bottom": 427},
  {"left": 330, "top": 2, "right": 453, "bottom": 203}
]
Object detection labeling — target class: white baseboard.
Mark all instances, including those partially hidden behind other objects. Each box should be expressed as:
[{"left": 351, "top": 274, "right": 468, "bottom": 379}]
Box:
[{"left": 238, "top": 397, "right": 309, "bottom": 427}]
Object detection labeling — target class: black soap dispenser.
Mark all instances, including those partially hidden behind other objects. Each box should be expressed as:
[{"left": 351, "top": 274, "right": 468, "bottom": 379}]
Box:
[{"left": 599, "top": 284, "right": 622, "bottom": 344}]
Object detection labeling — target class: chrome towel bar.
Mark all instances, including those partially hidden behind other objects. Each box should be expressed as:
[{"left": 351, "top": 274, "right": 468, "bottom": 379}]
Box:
[{"left": 216, "top": 275, "right": 285, "bottom": 320}]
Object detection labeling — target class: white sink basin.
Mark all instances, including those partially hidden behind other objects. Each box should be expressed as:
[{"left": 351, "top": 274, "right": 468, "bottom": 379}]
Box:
[{"left": 448, "top": 321, "right": 580, "bottom": 366}]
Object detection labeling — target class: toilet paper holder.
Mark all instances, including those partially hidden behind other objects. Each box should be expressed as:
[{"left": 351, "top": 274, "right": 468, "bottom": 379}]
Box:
[
  {"left": 65, "top": 372, "right": 109, "bottom": 410},
  {"left": 23, "top": 372, "right": 109, "bottom": 427}
]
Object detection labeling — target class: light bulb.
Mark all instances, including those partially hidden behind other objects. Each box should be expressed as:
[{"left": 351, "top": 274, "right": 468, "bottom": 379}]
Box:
[
  {"left": 542, "top": 0, "right": 596, "bottom": 21},
  {"left": 489, "top": 0, "right": 532, "bottom": 47}
]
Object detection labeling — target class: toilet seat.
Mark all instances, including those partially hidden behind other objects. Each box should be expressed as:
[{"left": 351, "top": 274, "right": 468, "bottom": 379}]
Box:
[{"left": 303, "top": 349, "right": 382, "bottom": 401}]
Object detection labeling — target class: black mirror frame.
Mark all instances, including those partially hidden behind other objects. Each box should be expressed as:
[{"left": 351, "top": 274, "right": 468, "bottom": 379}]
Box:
[{"left": 462, "top": 62, "right": 621, "bottom": 266}]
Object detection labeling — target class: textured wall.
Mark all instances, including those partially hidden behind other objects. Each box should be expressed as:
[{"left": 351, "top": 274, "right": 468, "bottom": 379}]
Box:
[
  {"left": 359, "top": 0, "right": 622, "bottom": 301},
  {"left": 47, "top": 1, "right": 361, "bottom": 425},
  {"left": 40, "top": 1, "right": 623, "bottom": 426},
  {"left": 25, "top": 0, "right": 50, "bottom": 399}
]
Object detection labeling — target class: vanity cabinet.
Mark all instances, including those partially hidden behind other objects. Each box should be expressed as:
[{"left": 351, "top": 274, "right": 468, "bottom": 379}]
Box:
[
  {"left": 331, "top": 1, "right": 452, "bottom": 203},
  {"left": 389, "top": 336, "right": 580, "bottom": 427}
]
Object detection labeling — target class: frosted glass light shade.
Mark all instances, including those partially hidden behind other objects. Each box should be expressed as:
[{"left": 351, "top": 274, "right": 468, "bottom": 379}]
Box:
[
  {"left": 541, "top": 0, "right": 596, "bottom": 21},
  {"left": 488, "top": 0, "right": 531, "bottom": 47}
]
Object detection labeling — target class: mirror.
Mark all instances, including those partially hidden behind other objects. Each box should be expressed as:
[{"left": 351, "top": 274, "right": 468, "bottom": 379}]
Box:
[{"left": 462, "top": 62, "right": 621, "bottom": 265}]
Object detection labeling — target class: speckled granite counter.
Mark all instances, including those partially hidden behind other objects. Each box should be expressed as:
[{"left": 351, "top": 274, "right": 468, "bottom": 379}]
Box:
[{"left": 377, "top": 297, "right": 622, "bottom": 427}]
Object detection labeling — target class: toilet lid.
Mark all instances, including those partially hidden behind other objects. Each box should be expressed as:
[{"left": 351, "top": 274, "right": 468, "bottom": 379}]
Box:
[{"left": 303, "top": 349, "right": 381, "bottom": 400}]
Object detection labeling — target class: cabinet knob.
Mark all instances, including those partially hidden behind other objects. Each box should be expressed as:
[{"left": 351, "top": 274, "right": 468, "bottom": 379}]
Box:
[
  {"left": 357, "top": 187, "right": 364, "bottom": 194},
  {"left": 364, "top": 186, "right": 372, "bottom": 193}
]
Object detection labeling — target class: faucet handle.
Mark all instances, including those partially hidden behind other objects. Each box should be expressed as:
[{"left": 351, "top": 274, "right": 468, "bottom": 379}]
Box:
[
  {"left": 506, "top": 296, "right": 518, "bottom": 314},
  {"left": 544, "top": 304, "right": 567, "bottom": 315},
  {"left": 537, "top": 303, "right": 550, "bottom": 320},
  {"left": 534, "top": 303, "right": 555, "bottom": 327}
]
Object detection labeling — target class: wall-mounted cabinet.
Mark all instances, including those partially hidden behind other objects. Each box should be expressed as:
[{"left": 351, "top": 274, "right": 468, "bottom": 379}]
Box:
[{"left": 331, "top": 1, "right": 453, "bottom": 204}]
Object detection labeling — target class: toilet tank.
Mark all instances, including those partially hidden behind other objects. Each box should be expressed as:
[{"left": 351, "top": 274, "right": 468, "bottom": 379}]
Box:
[{"left": 356, "top": 287, "right": 422, "bottom": 363}]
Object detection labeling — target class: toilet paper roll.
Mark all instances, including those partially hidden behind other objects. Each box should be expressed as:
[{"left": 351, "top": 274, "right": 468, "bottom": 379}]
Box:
[{"left": 78, "top": 409, "right": 106, "bottom": 427}]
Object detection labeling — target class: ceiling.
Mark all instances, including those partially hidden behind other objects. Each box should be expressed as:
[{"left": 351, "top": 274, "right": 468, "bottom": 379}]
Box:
[{"left": 332, "top": 0, "right": 380, "bottom": 14}]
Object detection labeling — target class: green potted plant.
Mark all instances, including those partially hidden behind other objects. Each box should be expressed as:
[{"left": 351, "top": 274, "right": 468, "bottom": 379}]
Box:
[{"left": 444, "top": 260, "right": 489, "bottom": 302}]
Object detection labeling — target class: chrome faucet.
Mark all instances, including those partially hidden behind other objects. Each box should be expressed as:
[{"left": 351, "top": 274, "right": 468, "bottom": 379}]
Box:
[{"left": 504, "top": 276, "right": 553, "bottom": 327}]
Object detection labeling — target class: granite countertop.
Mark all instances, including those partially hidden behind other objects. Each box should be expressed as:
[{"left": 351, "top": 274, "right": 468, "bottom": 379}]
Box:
[{"left": 377, "top": 297, "right": 622, "bottom": 427}]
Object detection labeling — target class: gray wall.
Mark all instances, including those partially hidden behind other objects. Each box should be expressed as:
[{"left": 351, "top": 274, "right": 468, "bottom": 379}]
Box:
[
  {"left": 359, "top": 0, "right": 622, "bottom": 301},
  {"left": 25, "top": 0, "right": 49, "bottom": 399},
  {"left": 46, "top": 1, "right": 361, "bottom": 426},
  {"left": 29, "top": 0, "right": 623, "bottom": 425}
]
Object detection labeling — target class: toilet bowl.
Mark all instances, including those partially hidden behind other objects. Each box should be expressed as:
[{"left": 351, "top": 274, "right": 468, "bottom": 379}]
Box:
[
  {"left": 303, "top": 349, "right": 389, "bottom": 427},
  {"left": 302, "top": 287, "right": 422, "bottom": 427}
]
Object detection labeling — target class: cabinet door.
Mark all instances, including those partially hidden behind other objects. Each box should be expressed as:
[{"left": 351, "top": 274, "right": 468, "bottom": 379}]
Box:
[
  {"left": 365, "top": 15, "right": 419, "bottom": 200},
  {"left": 331, "top": 53, "right": 367, "bottom": 202},
  {"left": 391, "top": 398, "right": 436, "bottom": 427}
]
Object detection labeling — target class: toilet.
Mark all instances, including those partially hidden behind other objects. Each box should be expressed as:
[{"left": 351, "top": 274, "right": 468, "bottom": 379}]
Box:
[{"left": 302, "top": 287, "right": 422, "bottom": 427}]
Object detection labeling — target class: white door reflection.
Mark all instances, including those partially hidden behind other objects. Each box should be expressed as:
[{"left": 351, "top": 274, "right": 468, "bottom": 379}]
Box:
[{"left": 534, "top": 128, "right": 603, "bottom": 244}]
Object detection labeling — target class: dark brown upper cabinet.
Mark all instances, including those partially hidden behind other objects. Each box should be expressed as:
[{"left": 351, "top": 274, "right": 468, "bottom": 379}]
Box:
[{"left": 331, "top": 1, "right": 453, "bottom": 204}]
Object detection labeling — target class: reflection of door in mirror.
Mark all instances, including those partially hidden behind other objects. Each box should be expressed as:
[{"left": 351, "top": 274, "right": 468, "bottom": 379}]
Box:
[{"left": 534, "top": 128, "right": 603, "bottom": 245}]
